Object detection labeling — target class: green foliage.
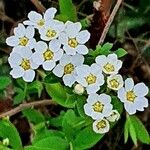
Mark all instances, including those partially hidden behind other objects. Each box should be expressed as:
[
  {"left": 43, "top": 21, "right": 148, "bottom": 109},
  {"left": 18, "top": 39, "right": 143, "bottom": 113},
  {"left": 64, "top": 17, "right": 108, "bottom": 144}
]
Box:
[
  {"left": 0, "top": 76, "right": 11, "bottom": 90},
  {"left": 115, "top": 48, "right": 127, "bottom": 58},
  {"left": 72, "top": 126, "right": 104, "bottom": 150},
  {"left": 58, "top": 0, "right": 77, "bottom": 22},
  {"left": 45, "top": 82, "right": 77, "bottom": 108},
  {"left": 124, "top": 115, "right": 150, "bottom": 145},
  {"left": 0, "top": 120, "right": 23, "bottom": 150},
  {"left": 13, "top": 88, "right": 25, "bottom": 105}
]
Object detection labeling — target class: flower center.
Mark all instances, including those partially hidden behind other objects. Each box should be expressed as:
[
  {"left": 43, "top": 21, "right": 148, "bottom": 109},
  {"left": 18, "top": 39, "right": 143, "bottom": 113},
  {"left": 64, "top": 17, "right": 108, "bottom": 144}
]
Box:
[
  {"left": 103, "top": 63, "right": 115, "bottom": 73},
  {"left": 126, "top": 91, "right": 136, "bottom": 102},
  {"left": 37, "top": 19, "right": 45, "bottom": 27},
  {"left": 20, "top": 59, "right": 31, "bottom": 70},
  {"left": 46, "top": 29, "right": 57, "bottom": 38},
  {"left": 64, "top": 63, "right": 74, "bottom": 74},
  {"left": 109, "top": 79, "right": 119, "bottom": 88},
  {"left": 19, "top": 37, "right": 29, "bottom": 46},
  {"left": 43, "top": 49, "right": 54, "bottom": 61},
  {"left": 68, "top": 38, "right": 78, "bottom": 48},
  {"left": 96, "top": 120, "right": 106, "bottom": 130},
  {"left": 93, "top": 101, "right": 104, "bottom": 112},
  {"left": 86, "top": 74, "right": 97, "bottom": 85}
]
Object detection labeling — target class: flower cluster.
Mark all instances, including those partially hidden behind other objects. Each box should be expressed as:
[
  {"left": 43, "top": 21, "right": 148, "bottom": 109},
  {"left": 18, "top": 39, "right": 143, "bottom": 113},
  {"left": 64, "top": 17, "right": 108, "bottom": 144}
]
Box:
[{"left": 6, "top": 7, "right": 149, "bottom": 135}]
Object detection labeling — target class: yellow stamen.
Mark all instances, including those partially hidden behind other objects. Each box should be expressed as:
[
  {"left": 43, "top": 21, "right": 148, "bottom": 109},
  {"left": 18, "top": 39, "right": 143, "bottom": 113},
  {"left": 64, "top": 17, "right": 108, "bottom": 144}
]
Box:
[
  {"left": 43, "top": 49, "right": 54, "bottom": 60},
  {"left": 86, "top": 74, "right": 97, "bottom": 85},
  {"left": 109, "top": 79, "right": 119, "bottom": 88},
  {"left": 103, "top": 63, "right": 115, "bottom": 73},
  {"left": 126, "top": 91, "right": 136, "bottom": 102},
  {"left": 46, "top": 29, "right": 57, "bottom": 38},
  {"left": 68, "top": 38, "right": 78, "bottom": 48},
  {"left": 96, "top": 120, "right": 106, "bottom": 130},
  {"left": 93, "top": 101, "right": 104, "bottom": 112},
  {"left": 64, "top": 63, "right": 74, "bottom": 74},
  {"left": 37, "top": 19, "right": 45, "bottom": 27},
  {"left": 20, "top": 59, "right": 31, "bottom": 70},
  {"left": 19, "top": 37, "right": 29, "bottom": 46}
]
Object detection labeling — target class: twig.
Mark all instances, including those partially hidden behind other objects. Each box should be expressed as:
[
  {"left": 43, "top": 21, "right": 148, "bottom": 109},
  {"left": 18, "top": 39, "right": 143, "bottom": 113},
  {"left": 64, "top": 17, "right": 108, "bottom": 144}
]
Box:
[
  {"left": 0, "top": 99, "right": 56, "bottom": 118},
  {"left": 30, "top": 0, "right": 46, "bottom": 13},
  {"left": 98, "top": 0, "right": 123, "bottom": 45}
]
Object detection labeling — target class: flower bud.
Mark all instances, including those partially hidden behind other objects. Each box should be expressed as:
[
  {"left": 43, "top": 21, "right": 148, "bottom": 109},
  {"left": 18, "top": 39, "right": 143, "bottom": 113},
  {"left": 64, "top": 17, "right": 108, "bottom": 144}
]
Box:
[{"left": 74, "top": 84, "right": 84, "bottom": 95}]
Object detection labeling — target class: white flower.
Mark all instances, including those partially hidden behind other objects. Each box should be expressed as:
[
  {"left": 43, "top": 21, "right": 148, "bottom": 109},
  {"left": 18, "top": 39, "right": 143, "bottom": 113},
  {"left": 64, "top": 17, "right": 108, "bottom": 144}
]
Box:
[
  {"left": 23, "top": 7, "right": 57, "bottom": 29},
  {"left": 53, "top": 54, "right": 84, "bottom": 87},
  {"left": 32, "top": 40, "right": 63, "bottom": 71},
  {"left": 75, "top": 64, "right": 104, "bottom": 94},
  {"left": 39, "top": 20, "right": 65, "bottom": 41},
  {"left": 93, "top": 119, "right": 110, "bottom": 134},
  {"left": 73, "top": 84, "right": 85, "bottom": 95},
  {"left": 84, "top": 93, "right": 113, "bottom": 120},
  {"left": 118, "top": 78, "right": 149, "bottom": 115},
  {"left": 107, "top": 74, "right": 123, "bottom": 91},
  {"left": 59, "top": 21, "right": 90, "bottom": 55},
  {"left": 106, "top": 110, "right": 120, "bottom": 122},
  {"left": 6, "top": 24, "right": 36, "bottom": 51},
  {"left": 96, "top": 54, "right": 122, "bottom": 75},
  {"left": 8, "top": 47, "right": 38, "bottom": 82}
]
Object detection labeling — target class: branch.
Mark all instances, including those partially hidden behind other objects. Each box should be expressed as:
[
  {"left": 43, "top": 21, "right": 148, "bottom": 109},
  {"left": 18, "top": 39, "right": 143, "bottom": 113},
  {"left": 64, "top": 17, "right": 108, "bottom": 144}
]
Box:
[
  {"left": 98, "top": 0, "right": 123, "bottom": 45},
  {"left": 30, "top": 0, "right": 46, "bottom": 13},
  {"left": 0, "top": 99, "right": 56, "bottom": 118}
]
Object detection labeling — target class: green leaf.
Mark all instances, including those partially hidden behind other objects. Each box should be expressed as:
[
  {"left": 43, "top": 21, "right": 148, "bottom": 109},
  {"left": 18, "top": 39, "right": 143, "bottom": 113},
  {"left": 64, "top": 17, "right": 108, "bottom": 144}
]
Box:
[
  {"left": 124, "top": 118, "right": 129, "bottom": 143},
  {"left": 0, "top": 120, "right": 22, "bottom": 150},
  {"left": 45, "top": 83, "right": 76, "bottom": 108},
  {"left": 58, "top": 0, "right": 77, "bottom": 22},
  {"left": 26, "top": 136, "right": 69, "bottom": 150},
  {"left": 72, "top": 126, "right": 104, "bottom": 150},
  {"left": 62, "top": 110, "right": 85, "bottom": 141},
  {"left": 100, "top": 43, "right": 113, "bottom": 55},
  {"left": 130, "top": 116, "right": 150, "bottom": 144},
  {"left": 22, "top": 108, "right": 45, "bottom": 124},
  {"left": 0, "top": 76, "right": 11, "bottom": 90},
  {"left": 13, "top": 88, "right": 25, "bottom": 105},
  {"left": 27, "top": 81, "right": 43, "bottom": 98},
  {"left": 115, "top": 48, "right": 127, "bottom": 58}
]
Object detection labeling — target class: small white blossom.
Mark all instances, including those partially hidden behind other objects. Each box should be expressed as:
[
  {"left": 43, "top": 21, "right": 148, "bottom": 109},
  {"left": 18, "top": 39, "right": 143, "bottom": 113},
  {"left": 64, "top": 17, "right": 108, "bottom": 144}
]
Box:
[
  {"left": 8, "top": 47, "right": 38, "bottom": 82},
  {"left": 32, "top": 40, "right": 63, "bottom": 71},
  {"left": 59, "top": 21, "right": 90, "bottom": 55},
  {"left": 84, "top": 93, "right": 113, "bottom": 120},
  {"left": 6, "top": 23, "right": 36, "bottom": 51},
  {"left": 53, "top": 54, "right": 84, "bottom": 87},
  {"left": 39, "top": 20, "right": 65, "bottom": 41},
  {"left": 118, "top": 78, "right": 149, "bottom": 115},
  {"left": 107, "top": 74, "right": 123, "bottom": 91},
  {"left": 73, "top": 84, "right": 85, "bottom": 95},
  {"left": 75, "top": 64, "right": 104, "bottom": 94},
  {"left": 106, "top": 110, "right": 120, "bottom": 122},
  {"left": 23, "top": 7, "right": 57, "bottom": 29},
  {"left": 93, "top": 118, "right": 110, "bottom": 134},
  {"left": 96, "top": 54, "right": 122, "bottom": 75},
  {"left": 2, "top": 138, "right": 9, "bottom": 146}
]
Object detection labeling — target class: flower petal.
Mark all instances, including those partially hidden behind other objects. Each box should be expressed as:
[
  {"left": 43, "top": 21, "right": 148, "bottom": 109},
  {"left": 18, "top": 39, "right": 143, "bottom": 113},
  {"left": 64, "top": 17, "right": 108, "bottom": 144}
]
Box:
[
  {"left": 125, "top": 78, "right": 134, "bottom": 91},
  {"left": 76, "top": 76, "right": 88, "bottom": 87},
  {"left": 53, "top": 49, "right": 63, "bottom": 61},
  {"left": 76, "top": 45, "right": 88, "bottom": 55},
  {"left": 60, "top": 54, "right": 71, "bottom": 65},
  {"left": 14, "top": 24, "right": 25, "bottom": 37},
  {"left": 124, "top": 102, "right": 136, "bottom": 115},
  {"left": 10, "top": 66, "right": 24, "bottom": 78},
  {"left": 43, "top": 60, "right": 55, "bottom": 71},
  {"left": 28, "top": 11, "right": 42, "bottom": 22},
  {"left": 58, "top": 32, "right": 68, "bottom": 45},
  {"left": 6, "top": 36, "right": 19, "bottom": 47},
  {"left": 8, "top": 52, "right": 22, "bottom": 67},
  {"left": 95, "top": 55, "right": 107, "bottom": 66},
  {"left": 44, "top": 7, "right": 57, "bottom": 20},
  {"left": 26, "top": 26, "right": 35, "bottom": 38},
  {"left": 23, "top": 69, "right": 35, "bottom": 82},
  {"left": 134, "top": 83, "right": 149, "bottom": 97},
  {"left": 53, "top": 64, "right": 64, "bottom": 77},
  {"left": 76, "top": 30, "right": 90, "bottom": 44},
  {"left": 118, "top": 87, "right": 126, "bottom": 102},
  {"left": 63, "top": 74, "right": 76, "bottom": 87},
  {"left": 32, "top": 52, "right": 44, "bottom": 65},
  {"left": 49, "top": 39, "right": 61, "bottom": 52},
  {"left": 63, "top": 45, "right": 76, "bottom": 55},
  {"left": 71, "top": 54, "right": 84, "bottom": 66},
  {"left": 134, "top": 97, "right": 148, "bottom": 110},
  {"left": 35, "top": 41, "right": 47, "bottom": 52},
  {"left": 86, "top": 84, "right": 99, "bottom": 94}
]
